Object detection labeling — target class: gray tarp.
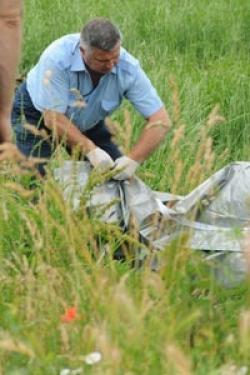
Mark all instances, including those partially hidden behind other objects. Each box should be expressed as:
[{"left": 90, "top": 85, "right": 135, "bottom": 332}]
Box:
[{"left": 54, "top": 161, "right": 250, "bottom": 287}]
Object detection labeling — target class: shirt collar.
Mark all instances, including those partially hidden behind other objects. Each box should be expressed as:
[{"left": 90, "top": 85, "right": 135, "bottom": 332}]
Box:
[{"left": 70, "top": 43, "right": 86, "bottom": 72}]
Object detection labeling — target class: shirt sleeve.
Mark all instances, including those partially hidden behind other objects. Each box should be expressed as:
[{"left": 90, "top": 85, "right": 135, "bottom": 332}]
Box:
[
  {"left": 27, "top": 56, "right": 69, "bottom": 113},
  {"left": 125, "top": 64, "right": 164, "bottom": 118}
]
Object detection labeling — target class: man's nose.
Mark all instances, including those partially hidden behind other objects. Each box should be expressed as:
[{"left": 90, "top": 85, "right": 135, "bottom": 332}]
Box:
[{"left": 106, "top": 59, "right": 116, "bottom": 69}]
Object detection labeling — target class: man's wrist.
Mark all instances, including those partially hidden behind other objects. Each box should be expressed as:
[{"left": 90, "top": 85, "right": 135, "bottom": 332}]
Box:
[
  {"left": 79, "top": 139, "right": 96, "bottom": 154},
  {"left": 127, "top": 151, "right": 143, "bottom": 164}
]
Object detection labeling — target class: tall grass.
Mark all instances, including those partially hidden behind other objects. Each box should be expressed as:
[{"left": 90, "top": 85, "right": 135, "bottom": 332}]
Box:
[
  {"left": 0, "top": 164, "right": 249, "bottom": 373},
  {"left": 23, "top": 0, "right": 250, "bottom": 168},
  {"left": 0, "top": 0, "right": 250, "bottom": 373}
]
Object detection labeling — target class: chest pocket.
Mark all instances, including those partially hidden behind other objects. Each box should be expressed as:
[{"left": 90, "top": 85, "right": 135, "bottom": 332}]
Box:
[{"left": 101, "top": 99, "right": 120, "bottom": 116}]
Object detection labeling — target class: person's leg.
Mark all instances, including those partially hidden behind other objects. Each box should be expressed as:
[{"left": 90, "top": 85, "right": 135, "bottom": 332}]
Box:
[
  {"left": 15, "top": 131, "right": 53, "bottom": 175},
  {"left": 11, "top": 81, "right": 54, "bottom": 175},
  {"left": 84, "top": 121, "right": 122, "bottom": 160}
]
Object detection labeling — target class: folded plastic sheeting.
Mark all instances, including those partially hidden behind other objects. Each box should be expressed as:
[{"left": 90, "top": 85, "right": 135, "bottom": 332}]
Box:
[{"left": 54, "top": 161, "right": 250, "bottom": 287}]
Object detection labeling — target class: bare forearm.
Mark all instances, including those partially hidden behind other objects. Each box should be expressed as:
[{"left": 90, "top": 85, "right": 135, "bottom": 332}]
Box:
[
  {"left": 128, "top": 107, "right": 171, "bottom": 162},
  {"left": 128, "top": 126, "right": 167, "bottom": 162},
  {"left": 0, "top": 0, "right": 22, "bottom": 142},
  {"left": 44, "top": 111, "right": 96, "bottom": 154}
]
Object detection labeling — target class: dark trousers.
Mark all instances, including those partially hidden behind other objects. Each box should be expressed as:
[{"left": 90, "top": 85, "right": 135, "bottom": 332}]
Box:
[{"left": 11, "top": 82, "right": 122, "bottom": 175}]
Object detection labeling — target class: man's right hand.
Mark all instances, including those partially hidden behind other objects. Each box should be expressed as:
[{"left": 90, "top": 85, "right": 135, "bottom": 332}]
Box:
[{"left": 86, "top": 147, "right": 115, "bottom": 171}]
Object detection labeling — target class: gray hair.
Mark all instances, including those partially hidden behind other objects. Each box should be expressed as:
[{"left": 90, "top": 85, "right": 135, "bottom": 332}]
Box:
[{"left": 80, "top": 18, "right": 121, "bottom": 51}]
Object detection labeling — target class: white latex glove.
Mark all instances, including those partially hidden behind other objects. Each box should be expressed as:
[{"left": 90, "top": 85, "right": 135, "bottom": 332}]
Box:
[
  {"left": 113, "top": 156, "right": 139, "bottom": 180},
  {"left": 86, "top": 147, "right": 115, "bottom": 171}
]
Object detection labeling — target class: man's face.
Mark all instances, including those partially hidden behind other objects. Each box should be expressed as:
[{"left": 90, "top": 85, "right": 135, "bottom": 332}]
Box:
[{"left": 80, "top": 42, "right": 121, "bottom": 74}]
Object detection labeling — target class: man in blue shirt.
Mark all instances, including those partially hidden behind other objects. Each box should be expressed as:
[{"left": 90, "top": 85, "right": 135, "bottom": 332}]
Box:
[{"left": 12, "top": 18, "right": 170, "bottom": 177}]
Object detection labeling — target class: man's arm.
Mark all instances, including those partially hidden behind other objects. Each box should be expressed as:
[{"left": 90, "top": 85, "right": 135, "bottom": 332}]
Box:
[
  {"left": 44, "top": 110, "right": 96, "bottom": 153},
  {"left": 128, "top": 106, "right": 170, "bottom": 162},
  {"left": 44, "top": 110, "right": 115, "bottom": 170},
  {"left": 113, "top": 106, "right": 170, "bottom": 180},
  {"left": 0, "top": 0, "right": 22, "bottom": 143}
]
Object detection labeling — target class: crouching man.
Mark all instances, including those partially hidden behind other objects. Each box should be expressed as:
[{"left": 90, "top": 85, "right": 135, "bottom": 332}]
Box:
[{"left": 12, "top": 17, "right": 170, "bottom": 177}]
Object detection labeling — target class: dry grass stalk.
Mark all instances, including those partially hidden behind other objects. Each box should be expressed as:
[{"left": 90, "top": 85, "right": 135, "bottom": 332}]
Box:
[
  {"left": 186, "top": 138, "right": 214, "bottom": 189},
  {"left": 166, "top": 82, "right": 226, "bottom": 193},
  {"left": 239, "top": 309, "right": 250, "bottom": 354},
  {"left": 0, "top": 142, "right": 26, "bottom": 162},
  {"left": 91, "top": 323, "right": 122, "bottom": 367},
  {"left": 206, "top": 104, "right": 225, "bottom": 129},
  {"left": 59, "top": 324, "right": 70, "bottom": 352},
  {"left": 169, "top": 76, "right": 182, "bottom": 127},
  {"left": 21, "top": 211, "right": 44, "bottom": 251},
  {"left": 172, "top": 125, "right": 185, "bottom": 148},
  {"left": 242, "top": 234, "right": 250, "bottom": 274},
  {"left": 124, "top": 109, "right": 133, "bottom": 152},
  {"left": 105, "top": 117, "right": 120, "bottom": 142},
  {"left": 23, "top": 122, "right": 49, "bottom": 139},
  {"left": 169, "top": 126, "right": 185, "bottom": 194},
  {"left": 105, "top": 109, "right": 133, "bottom": 154},
  {"left": 0, "top": 332, "right": 35, "bottom": 358},
  {"left": 0, "top": 142, "right": 48, "bottom": 176},
  {"left": 171, "top": 159, "right": 184, "bottom": 194},
  {"left": 3, "top": 182, "right": 35, "bottom": 198},
  {"left": 166, "top": 344, "right": 192, "bottom": 375},
  {"left": 69, "top": 88, "right": 87, "bottom": 108},
  {"left": 185, "top": 105, "right": 225, "bottom": 190},
  {"left": 145, "top": 120, "right": 169, "bottom": 131}
]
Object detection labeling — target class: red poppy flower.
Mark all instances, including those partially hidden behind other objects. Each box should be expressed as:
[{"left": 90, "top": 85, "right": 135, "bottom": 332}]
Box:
[{"left": 61, "top": 306, "right": 77, "bottom": 323}]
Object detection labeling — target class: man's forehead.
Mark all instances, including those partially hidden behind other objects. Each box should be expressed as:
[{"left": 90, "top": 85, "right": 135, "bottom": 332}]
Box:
[{"left": 89, "top": 42, "right": 121, "bottom": 56}]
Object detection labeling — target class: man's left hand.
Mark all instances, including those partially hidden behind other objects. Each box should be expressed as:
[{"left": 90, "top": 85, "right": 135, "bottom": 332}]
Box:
[{"left": 113, "top": 156, "right": 139, "bottom": 180}]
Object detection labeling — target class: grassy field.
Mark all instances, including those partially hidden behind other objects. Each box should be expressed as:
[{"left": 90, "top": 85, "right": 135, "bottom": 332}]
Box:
[{"left": 0, "top": 0, "right": 250, "bottom": 373}]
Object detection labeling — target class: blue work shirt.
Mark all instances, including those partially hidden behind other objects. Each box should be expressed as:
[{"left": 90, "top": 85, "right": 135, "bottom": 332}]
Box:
[{"left": 27, "top": 34, "right": 163, "bottom": 131}]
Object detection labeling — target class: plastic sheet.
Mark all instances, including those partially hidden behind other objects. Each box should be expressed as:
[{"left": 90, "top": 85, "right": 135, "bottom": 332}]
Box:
[{"left": 54, "top": 161, "right": 250, "bottom": 287}]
